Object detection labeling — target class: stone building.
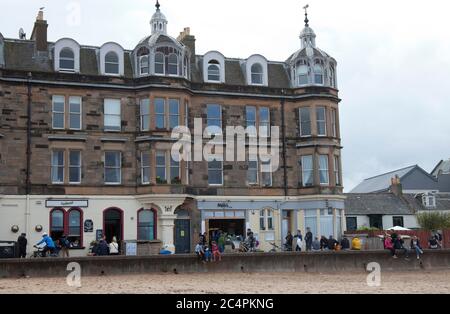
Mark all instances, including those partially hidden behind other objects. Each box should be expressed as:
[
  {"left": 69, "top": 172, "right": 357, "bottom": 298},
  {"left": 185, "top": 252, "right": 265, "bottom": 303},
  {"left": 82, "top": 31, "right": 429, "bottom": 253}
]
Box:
[{"left": 0, "top": 2, "right": 345, "bottom": 255}]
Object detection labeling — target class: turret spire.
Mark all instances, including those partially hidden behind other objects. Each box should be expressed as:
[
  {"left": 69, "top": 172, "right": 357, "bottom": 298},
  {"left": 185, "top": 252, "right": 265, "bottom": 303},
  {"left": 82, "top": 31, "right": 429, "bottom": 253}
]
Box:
[
  {"left": 150, "top": 0, "right": 168, "bottom": 35},
  {"left": 303, "top": 4, "right": 309, "bottom": 27},
  {"left": 156, "top": 0, "right": 160, "bottom": 10}
]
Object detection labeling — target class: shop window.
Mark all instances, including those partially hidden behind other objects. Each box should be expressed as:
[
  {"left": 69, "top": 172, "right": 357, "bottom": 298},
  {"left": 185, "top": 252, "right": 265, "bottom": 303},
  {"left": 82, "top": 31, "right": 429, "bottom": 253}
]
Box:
[{"left": 50, "top": 208, "right": 83, "bottom": 248}]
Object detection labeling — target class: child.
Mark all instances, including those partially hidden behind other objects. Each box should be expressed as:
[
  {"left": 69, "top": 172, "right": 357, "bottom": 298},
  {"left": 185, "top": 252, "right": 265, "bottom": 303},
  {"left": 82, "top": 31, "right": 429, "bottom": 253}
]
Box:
[
  {"left": 195, "top": 242, "right": 205, "bottom": 262},
  {"left": 204, "top": 246, "right": 212, "bottom": 262},
  {"left": 211, "top": 241, "right": 221, "bottom": 262}
]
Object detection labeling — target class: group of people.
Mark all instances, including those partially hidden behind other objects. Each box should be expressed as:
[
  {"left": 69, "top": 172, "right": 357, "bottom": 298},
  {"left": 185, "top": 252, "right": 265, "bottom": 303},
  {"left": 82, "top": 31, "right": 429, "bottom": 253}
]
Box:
[
  {"left": 383, "top": 232, "right": 443, "bottom": 260},
  {"left": 194, "top": 231, "right": 225, "bottom": 262},
  {"left": 89, "top": 236, "right": 120, "bottom": 256},
  {"left": 284, "top": 228, "right": 356, "bottom": 252}
]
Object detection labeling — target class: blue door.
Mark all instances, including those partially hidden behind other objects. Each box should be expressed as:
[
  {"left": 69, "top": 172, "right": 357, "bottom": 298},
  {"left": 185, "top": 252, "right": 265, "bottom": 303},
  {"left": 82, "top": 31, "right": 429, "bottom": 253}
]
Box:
[{"left": 175, "top": 219, "right": 191, "bottom": 254}]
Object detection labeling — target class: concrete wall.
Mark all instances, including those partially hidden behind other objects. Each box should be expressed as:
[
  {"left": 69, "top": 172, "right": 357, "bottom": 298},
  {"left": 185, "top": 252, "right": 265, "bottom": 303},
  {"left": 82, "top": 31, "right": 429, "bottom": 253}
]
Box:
[{"left": 1, "top": 250, "right": 449, "bottom": 278}]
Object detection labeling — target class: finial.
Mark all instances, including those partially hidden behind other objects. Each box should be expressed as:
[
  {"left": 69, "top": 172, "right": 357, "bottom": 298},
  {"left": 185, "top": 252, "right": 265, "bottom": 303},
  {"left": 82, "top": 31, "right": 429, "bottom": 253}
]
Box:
[
  {"left": 303, "top": 4, "right": 309, "bottom": 27},
  {"left": 156, "top": 0, "right": 160, "bottom": 10}
]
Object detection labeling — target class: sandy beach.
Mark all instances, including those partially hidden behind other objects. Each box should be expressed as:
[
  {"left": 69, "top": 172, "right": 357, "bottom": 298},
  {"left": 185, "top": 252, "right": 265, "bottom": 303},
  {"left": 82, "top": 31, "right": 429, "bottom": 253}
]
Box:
[{"left": 0, "top": 270, "right": 449, "bottom": 294}]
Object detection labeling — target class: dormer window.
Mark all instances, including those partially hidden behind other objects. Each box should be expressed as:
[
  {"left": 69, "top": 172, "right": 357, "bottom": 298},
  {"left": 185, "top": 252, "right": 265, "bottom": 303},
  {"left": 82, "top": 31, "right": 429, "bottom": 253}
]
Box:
[
  {"left": 168, "top": 53, "right": 178, "bottom": 75},
  {"left": 298, "top": 64, "right": 309, "bottom": 86},
  {"left": 155, "top": 52, "right": 165, "bottom": 75},
  {"left": 314, "top": 61, "right": 324, "bottom": 85},
  {"left": 59, "top": 48, "right": 75, "bottom": 71},
  {"left": 140, "top": 56, "right": 149, "bottom": 75},
  {"left": 105, "top": 51, "right": 119, "bottom": 75},
  {"left": 422, "top": 193, "right": 437, "bottom": 208},
  {"left": 207, "top": 60, "right": 221, "bottom": 81},
  {"left": 251, "top": 63, "right": 263, "bottom": 85}
]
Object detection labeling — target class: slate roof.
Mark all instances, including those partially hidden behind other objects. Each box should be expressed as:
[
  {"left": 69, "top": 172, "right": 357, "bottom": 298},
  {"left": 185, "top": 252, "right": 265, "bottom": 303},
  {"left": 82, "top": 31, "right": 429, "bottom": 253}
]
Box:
[
  {"left": 435, "top": 193, "right": 450, "bottom": 211},
  {"left": 345, "top": 193, "right": 423, "bottom": 215},
  {"left": 1, "top": 38, "right": 292, "bottom": 88},
  {"left": 432, "top": 159, "right": 450, "bottom": 176},
  {"left": 350, "top": 165, "right": 417, "bottom": 193}
]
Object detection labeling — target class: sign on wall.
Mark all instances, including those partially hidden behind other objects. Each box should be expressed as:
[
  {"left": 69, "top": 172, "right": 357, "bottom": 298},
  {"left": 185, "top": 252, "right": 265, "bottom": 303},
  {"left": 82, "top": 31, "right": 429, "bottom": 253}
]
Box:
[
  {"left": 84, "top": 220, "right": 94, "bottom": 233},
  {"left": 45, "top": 199, "right": 89, "bottom": 208},
  {"left": 126, "top": 242, "right": 137, "bottom": 256}
]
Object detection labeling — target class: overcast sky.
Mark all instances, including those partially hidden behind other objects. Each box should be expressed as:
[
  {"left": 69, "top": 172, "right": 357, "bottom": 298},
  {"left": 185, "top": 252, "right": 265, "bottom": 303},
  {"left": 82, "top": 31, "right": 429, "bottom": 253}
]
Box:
[{"left": 2, "top": 0, "right": 450, "bottom": 191}]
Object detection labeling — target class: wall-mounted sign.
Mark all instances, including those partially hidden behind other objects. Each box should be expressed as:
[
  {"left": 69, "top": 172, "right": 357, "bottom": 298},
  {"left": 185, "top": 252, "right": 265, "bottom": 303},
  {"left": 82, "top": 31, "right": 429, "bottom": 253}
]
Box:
[
  {"left": 96, "top": 230, "right": 103, "bottom": 241},
  {"left": 217, "top": 202, "right": 232, "bottom": 209},
  {"left": 126, "top": 242, "right": 137, "bottom": 256},
  {"left": 46, "top": 200, "right": 89, "bottom": 208},
  {"left": 84, "top": 220, "right": 94, "bottom": 233}
]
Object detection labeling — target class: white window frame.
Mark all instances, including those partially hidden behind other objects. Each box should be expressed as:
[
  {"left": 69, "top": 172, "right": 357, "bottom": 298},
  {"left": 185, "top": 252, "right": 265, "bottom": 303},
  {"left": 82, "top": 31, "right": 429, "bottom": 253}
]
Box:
[
  {"left": 169, "top": 99, "right": 180, "bottom": 129},
  {"left": 250, "top": 63, "right": 264, "bottom": 85},
  {"left": 319, "top": 155, "right": 330, "bottom": 186},
  {"left": 141, "top": 151, "right": 151, "bottom": 185},
  {"left": 331, "top": 108, "right": 337, "bottom": 138},
  {"left": 51, "top": 150, "right": 65, "bottom": 184},
  {"left": 301, "top": 155, "right": 314, "bottom": 187},
  {"left": 260, "top": 209, "right": 266, "bottom": 231},
  {"left": 316, "top": 106, "right": 327, "bottom": 137},
  {"left": 298, "top": 64, "right": 309, "bottom": 86},
  {"left": 69, "top": 96, "right": 82, "bottom": 130},
  {"left": 206, "top": 104, "right": 222, "bottom": 134},
  {"left": 299, "top": 107, "right": 311, "bottom": 137},
  {"left": 154, "top": 52, "right": 165, "bottom": 75},
  {"left": 168, "top": 53, "right": 178, "bottom": 76},
  {"left": 59, "top": 48, "right": 75, "bottom": 72},
  {"left": 208, "top": 159, "right": 223, "bottom": 186},
  {"left": 170, "top": 153, "right": 181, "bottom": 184},
  {"left": 104, "top": 51, "right": 120, "bottom": 75},
  {"left": 314, "top": 63, "right": 324, "bottom": 85},
  {"left": 140, "top": 99, "right": 151, "bottom": 131},
  {"left": 104, "top": 99, "right": 121, "bottom": 132},
  {"left": 156, "top": 151, "right": 167, "bottom": 183},
  {"left": 154, "top": 98, "right": 166, "bottom": 129},
  {"left": 104, "top": 151, "right": 121, "bottom": 185},
  {"left": 207, "top": 63, "right": 221, "bottom": 82},
  {"left": 259, "top": 107, "right": 270, "bottom": 138},
  {"left": 140, "top": 55, "right": 149, "bottom": 75},
  {"left": 69, "top": 150, "right": 82, "bottom": 184},
  {"left": 52, "top": 95, "right": 65, "bottom": 129}
]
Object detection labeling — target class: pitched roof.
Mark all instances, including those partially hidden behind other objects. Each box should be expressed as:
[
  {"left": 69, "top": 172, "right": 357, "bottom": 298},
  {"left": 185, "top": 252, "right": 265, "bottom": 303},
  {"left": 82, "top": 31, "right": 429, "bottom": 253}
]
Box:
[
  {"left": 345, "top": 193, "right": 422, "bottom": 215},
  {"left": 432, "top": 159, "right": 450, "bottom": 176},
  {"left": 350, "top": 165, "right": 417, "bottom": 193}
]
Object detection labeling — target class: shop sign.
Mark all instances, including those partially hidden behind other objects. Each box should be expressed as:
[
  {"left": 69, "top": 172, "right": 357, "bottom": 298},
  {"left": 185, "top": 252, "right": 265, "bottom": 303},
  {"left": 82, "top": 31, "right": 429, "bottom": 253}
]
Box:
[
  {"left": 217, "top": 202, "right": 232, "bottom": 209},
  {"left": 46, "top": 199, "right": 89, "bottom": 208},
  {"left": 84, "top": 220, "right": 94, "bottom": 233}
]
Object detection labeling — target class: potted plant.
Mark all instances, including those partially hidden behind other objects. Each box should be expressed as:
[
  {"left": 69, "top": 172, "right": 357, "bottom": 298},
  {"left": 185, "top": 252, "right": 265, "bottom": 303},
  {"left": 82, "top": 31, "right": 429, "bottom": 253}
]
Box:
[{"left": 156, "top": 176, "right": 167, "bottom": 184}]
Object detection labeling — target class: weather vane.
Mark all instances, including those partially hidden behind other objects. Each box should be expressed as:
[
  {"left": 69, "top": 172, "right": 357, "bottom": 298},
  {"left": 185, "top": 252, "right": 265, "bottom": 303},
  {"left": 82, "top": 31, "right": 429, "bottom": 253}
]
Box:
[{"left": 303, "top": 4, "right": 309, "bottom": 27}]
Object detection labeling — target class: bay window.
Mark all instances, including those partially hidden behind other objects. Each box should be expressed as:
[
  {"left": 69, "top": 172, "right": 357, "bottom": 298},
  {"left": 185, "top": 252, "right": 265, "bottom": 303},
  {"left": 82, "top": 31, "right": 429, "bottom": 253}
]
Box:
[
  {"left": 140, "top": 99, "right": 150, "bottom": 131},
  {"left": 316, "top": 107, "right": 327, "bottom": 136},
  {"left": 169, "top": 99, "right": 180, "bottom": 129},
  {"left": 170, "top": 153, "right": 180, "bottom": 184},
  {"left": 299, "top": 107, "right": 311, "bottom": 137},
  {"left": 301, "top": 155, "right": 313, "bottom": 187},
  {"left": 155, "top": 98, "right": 166, "bottom": 129},
  {"left": 319, "top": 155, "right": 329, "bottom": 186},
  {"left": 334, "top": 156, "right": 341, "bottom": 186},
  {"left": 156, "top": 151, "right": 167, "bottom": 184},
  {"left": 141, "top": 152, "right": 151, "bottom": 185}
]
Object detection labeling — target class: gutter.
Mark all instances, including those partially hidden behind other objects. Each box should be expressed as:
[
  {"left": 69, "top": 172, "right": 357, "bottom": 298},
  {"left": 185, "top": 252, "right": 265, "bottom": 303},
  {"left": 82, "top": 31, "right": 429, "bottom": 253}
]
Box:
[{"left": 0, "top": 76, "right": 341, "bottom": 102}]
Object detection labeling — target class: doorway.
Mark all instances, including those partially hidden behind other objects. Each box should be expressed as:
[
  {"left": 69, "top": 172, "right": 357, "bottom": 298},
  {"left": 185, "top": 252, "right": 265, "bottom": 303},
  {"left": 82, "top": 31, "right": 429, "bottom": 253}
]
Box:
[
  {"left": 281, "top": 210, "right": 292, "bottom": 243},
  {"left": 103, "top": 208, "right": 123, "bottom": 244},
  {"left": 175, "top": 219, "right": 191, "bottom": 254}
]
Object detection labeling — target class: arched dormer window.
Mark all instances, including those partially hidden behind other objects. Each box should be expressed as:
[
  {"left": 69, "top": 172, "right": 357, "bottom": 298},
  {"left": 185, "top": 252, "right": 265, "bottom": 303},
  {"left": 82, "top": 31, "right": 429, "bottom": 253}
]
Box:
[
  {"left": 314, "top": 61, "right": 324, "bottom": 85},
  {"left": 329, "top": 65, "right": 336, "bottom": 88},
  {"left": 168, "top": 53, "right": 178, "bottom": 75},
  {"left": 207, "top": 60, "right": 220, "bottom": 81},
  {"left": 155, "top": 52, "right": 165, "bottom": 75},
  {"left": 298, "top": 61, "right": 309, "bottom": 86},
  {"left": 59, "top": 48, "right": 75, "bottom": 71},
  {"left": 105, "top": 51, "right": 119, "bottom": 75},
  {"left": 251, "top": 63, "right": 264, "bottom": 85},
  {"left": 137, "top": 47, "right": 150, "bottom": 76}
]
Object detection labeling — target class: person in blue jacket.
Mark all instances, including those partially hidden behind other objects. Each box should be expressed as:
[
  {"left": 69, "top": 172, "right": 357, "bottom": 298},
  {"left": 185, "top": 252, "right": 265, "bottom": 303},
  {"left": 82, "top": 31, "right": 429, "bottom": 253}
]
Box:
[{"left": 36, "top": 232, "right": 56, "bottom": 257}]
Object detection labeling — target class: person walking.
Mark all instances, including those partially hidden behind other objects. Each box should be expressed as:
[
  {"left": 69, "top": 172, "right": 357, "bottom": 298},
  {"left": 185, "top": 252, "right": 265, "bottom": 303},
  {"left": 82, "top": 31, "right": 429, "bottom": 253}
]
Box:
[
  {"left": 17, "top": 233, "right": 27, "bottom": 258},
  {"left": 285, "top": 232, "right": 293, "bottom": 251},
  {"left": 294, "top": 230, "right": 303, "bottom": 252},
  {"left": 410, "top": 236, "right": 424, "bottom": 260},
  {"left": 59, "top": 234, "right": 70, "bottom": 258},
  {"left": 109, "top": 236, "right": 119, "bottom": 255},
  {"left": 305, "top": 227, "right": 313, "bottom": 251}
]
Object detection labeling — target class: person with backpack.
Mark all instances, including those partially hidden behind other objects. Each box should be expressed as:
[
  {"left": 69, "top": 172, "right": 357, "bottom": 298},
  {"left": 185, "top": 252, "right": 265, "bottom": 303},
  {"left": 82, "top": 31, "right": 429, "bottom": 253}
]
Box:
[{"left": 59, "top": 234, "right": 70, "bottom": 258}]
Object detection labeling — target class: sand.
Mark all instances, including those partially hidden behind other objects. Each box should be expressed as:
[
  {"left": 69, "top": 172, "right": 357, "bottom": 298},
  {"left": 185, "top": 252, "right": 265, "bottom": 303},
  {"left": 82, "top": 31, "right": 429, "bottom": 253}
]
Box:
[{"left": 0, "top": 271, "right": 449, "bottom": 294}]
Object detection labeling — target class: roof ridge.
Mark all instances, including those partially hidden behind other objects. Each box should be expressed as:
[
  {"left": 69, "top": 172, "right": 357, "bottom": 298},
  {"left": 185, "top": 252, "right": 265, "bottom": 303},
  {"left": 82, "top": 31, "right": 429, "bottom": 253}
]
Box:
[{"left": 363, "top": 165, "right": 417, "bottom": 181}]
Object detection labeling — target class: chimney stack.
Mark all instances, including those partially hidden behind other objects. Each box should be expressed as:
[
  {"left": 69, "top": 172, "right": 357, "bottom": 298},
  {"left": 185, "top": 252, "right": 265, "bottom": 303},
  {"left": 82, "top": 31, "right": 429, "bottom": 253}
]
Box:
[
  {"left": 31, "top": 9, "right": 48, "bottom": 52},
  {"left": 177, "top": 27, "right": 196, "bottom": 70},
  {"left": 390, "top": 175, "right": 403, "bottom": 197}
]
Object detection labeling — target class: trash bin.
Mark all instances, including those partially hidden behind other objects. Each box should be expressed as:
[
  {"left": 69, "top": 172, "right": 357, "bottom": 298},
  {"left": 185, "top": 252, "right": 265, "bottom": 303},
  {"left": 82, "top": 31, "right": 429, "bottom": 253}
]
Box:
[{"left": 0, "top": 241, "right": 16, "bottom": 259}]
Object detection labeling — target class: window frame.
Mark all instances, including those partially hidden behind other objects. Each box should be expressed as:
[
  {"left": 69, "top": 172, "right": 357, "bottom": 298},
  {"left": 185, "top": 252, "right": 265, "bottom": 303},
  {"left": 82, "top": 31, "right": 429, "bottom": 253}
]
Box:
[
  {"left": 154, "top": 52, "right": 165, "bottom": 75},
  {"left": 139, "top": 55, "right": 149, "bottom": 75},
  {"left": 334, "top": 156, "right": 341, "bottom": 186},
  {"left": 141, "top": 151, "right": 151, "bottom": 185},
  {"left": 331, "top": 108, "right": 337, "bottom": 138},
  {"left": 208, "top": 159, "right": 223, "bottom": 186},
  {"left": 137, "top": 208, "right": 157, "bottom": 241},
  {"left": 104, "top": 151, "right": 122, "bottom": 185},
  {"left": 169, "top": 99, "right": 180, "bottom": 129},
  {"left": 154, "top": 98, "right": 166, "bottom": 129},
  {"left": 247, "top": 158, "right": 259, "bottom": 185},
  {"left": 69, "top": 96, "right": 82, "bottom": 130},
  {"left": 140, "top": 99, "right": 151, "bottom": 131},
  {"left": 59, "top": 48, "right": 75, "bottom": 72},
  {"left": 298, "top": 64, "right": 309, "bottom": 86},
  {"left": 301, "top": 155, "right": 314, "bottom": 187},
  {"left": 392, "top": 216, "right": 404, "bottom": 228},
  {"left": 168, "top": 53, "right": 179, "bottom": 76},
  {"left": 319, "top": 154, "right": 330, "bottom": 186},
  {"left": 68, "top": 150, "right": 82, "bottom": 185},
  {"left": 156, "top": 150, "right": 167, "bottom": 184},
  {"left": 261, "top": 159, "right": 273, "bottom": 187},
  {"left": 170, "top": 152, "right": 181, "bottom": 184},
  {"left": 104, "top": 51, "right": 120, "bottom": 75},
  {"left": 104, "top": 99, "right": 122, "bottom": 132},
  {"left": 207, "top": 61, "right": 221, "bottom": 82},
  {"left": 316, "top": 106, "right": 327, "bottom": 137},
  {"left": 299, "top": 107, "right": 311, "bottom": 137},
  {"left": 51, "top": 150, "right": 65, "bottom": 185},
  {"left": 259, "top": 107, "right": 270, "bottom": 138},
  {"left": 50, "top": 207, "right": 84, "bottom": 248},
  {"left": 250, "top": 63, "right": 264, "bottom": 85},
  {"left": 313, "top": 62, "right": 324, "bottom": 85},
  {"left": 206, "top": 104, "right": 222, "bottom": 134},
  {"left": 52, "top": 95, "right": 65, "bottom": 130}
]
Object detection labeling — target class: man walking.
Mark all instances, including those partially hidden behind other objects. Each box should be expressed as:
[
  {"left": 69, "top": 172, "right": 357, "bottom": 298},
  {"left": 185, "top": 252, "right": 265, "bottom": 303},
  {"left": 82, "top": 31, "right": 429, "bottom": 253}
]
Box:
[
  {"left": 17, "top": 233, "right": 27, "bottom": 258},
  {"left": 305, "top": 227, "right": 313, "bottom": 251}
]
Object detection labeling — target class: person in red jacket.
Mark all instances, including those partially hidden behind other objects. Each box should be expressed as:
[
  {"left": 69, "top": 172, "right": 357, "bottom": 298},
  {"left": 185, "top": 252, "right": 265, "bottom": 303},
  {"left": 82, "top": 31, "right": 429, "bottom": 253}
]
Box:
[
  {"left": 211, "top": 241, "right": 221, "bottom": 262},
  {"left": 384, "top": 235, "right": 397, "bottom": 258}
]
